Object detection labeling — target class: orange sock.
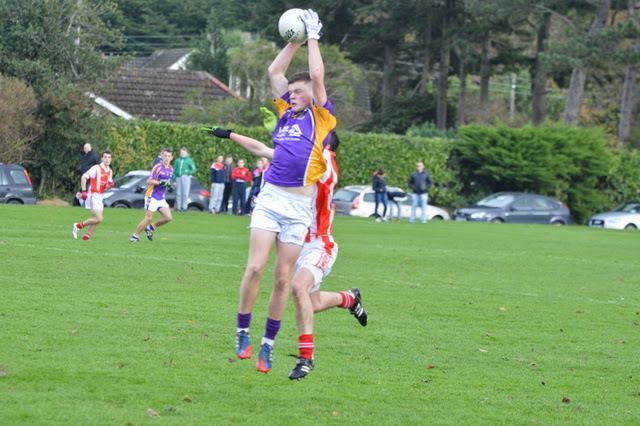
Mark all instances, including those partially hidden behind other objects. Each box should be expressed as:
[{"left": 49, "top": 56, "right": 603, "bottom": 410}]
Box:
[
  {"left": 339, "top": 291, "right": 354, "bottom": 309},
  {"left": 298, "top": 334, "right": 314, "bottom": 360}
]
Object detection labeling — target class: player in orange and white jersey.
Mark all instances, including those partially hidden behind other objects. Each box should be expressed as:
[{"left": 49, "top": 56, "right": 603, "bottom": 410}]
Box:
[{"left": 72, "top": 151, "right": 114, "bottom": 241}]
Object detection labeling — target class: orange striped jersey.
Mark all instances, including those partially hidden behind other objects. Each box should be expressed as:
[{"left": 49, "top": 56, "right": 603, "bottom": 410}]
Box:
[
  {"left": 83, "top": 163, "right": 113, "bottom": 194},
  {"left": 267, "top": 93, "right": 337, "bottom": 187},
  {"left": 306, "top": 148, "right": 338, "bottom": 241}
]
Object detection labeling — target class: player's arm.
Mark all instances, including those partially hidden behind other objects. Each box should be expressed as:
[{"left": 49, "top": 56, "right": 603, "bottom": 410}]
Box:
[
  {"left": 268, "top": 43, "right": 302, "bottom": 100},
  {"left": 202, "top": 127, "right": 274, "bottom": 159},
  {"left": 301, "top": 9, "right": 327, "bottom": 107}
]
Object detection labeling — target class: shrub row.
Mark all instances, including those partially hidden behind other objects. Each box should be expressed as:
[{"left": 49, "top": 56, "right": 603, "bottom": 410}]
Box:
[{"left": 101, "top": 118, "right": 639, "bottom": 223}]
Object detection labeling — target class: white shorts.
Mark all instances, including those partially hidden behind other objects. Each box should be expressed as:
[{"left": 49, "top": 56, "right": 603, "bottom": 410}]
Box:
[
  {"left": 85, "top": 192, "right": 104, "bottom": 211},
  {"left": 294, "top": 236, "right": 338, "bottom": 292},
  {"left": 144, "top": 196, "right": 170, "bottom": 212},
  {"left": 250, "top": 183, "right": 313, "bottom": 246}
]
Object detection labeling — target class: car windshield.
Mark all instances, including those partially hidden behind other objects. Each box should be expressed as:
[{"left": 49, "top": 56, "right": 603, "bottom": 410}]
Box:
[
  {"left": 476, "top": 193, "right": 516, "bottom": 208},
  {"left": 612, "top": 202, "right": 640, "bottom": 213},
  {"left": 114, "top": 174, "right": 146, "bottom": 189},
  {"left": 333, "top": 189, "right": 359, "bottom": 202}
]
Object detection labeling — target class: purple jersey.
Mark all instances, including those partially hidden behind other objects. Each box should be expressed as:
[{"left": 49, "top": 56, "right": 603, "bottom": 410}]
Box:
[
  {"left": 266, "top": 92, "right": 337, "bottom": 187},
  {"left": 145, "top": 163, "right": 173, "bottom": 200}
]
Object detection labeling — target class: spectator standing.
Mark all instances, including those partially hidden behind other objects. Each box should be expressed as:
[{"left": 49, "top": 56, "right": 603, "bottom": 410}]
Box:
[
  {"left": 152, "top": 149, "right": 163, "bottom": 167},
  {"left": 220, "top": 155, "right": 234, "bottom": 214},
  {"left": 173, "top": 147, "right": 197, "bottom": 212},
  {"left": 246, "top": 158, "right": 266, "bottom": 214},
  {"left": 209, "top": 154, "right": 225, "bottom": 214},
  {"left": 231, "top": 159, "right": 252, "bottom": 215},
  {"left": 408, "top": 161, "right": 433, "bottom": 224},
  {"left": 386, "top": 189, "right": 407, "bottom": 222},
  {"left": 372, "top": 168, "right": 388, "bottom": 222}
]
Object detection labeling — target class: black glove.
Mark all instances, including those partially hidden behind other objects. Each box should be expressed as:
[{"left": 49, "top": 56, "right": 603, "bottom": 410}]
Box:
[
  {"left": 202, "top": 126, "right": 233, "bottom": 139},
  {"left": 160, "top": 180, "right": 172, "bottom": 188}
]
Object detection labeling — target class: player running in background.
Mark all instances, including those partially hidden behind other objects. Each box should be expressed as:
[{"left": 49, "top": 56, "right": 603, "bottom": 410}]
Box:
[
  {"left": 209, "top": 8, "right": 336, "bottom": 375},
  {"left": 72, "top": 151, "right": 114, "bottom": 241},
  {"left": 204, "top": 129, "right": 367, "bottom": 379},
  {"left": 130, "top": 149, "right": 174, "bottom": 242}
]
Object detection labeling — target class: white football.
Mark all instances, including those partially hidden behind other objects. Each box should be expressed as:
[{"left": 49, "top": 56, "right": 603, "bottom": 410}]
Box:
[{"left": 278, "top": 8, "right": 307, "bottom": 44}]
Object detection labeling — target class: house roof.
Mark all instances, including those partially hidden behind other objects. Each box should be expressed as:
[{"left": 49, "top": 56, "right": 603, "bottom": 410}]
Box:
[
  {"left": 100, "top": 68, "right": 242, "bottom": 122},
  {"left": 123, "top": 48, "right": 193, "bottom": 70}
]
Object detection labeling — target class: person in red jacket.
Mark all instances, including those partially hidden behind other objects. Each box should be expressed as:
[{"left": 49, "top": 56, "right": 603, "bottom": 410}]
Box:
[{"left": 231, "top": 159, "right": 252, "bottom": 215}]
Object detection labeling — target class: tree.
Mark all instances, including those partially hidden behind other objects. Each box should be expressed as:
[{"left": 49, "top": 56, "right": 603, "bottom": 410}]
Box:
[
  {"left": 617, "top": 0, "right": 640, "bottom": 146},
  {"left": 0, "top": 75, "right": 43, "bottom": 164},
  {"left": 0, "top": 0, "right": 122, "bottom": 196}
]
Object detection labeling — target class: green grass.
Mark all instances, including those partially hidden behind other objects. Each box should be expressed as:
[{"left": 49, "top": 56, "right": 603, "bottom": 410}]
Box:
[{"left": 1, "top": 204, "right": 639, "bottom": 424}]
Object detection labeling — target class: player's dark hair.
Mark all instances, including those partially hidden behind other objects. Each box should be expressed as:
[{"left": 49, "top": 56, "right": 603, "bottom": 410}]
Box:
[
  {"left": 328, "top": 132, "right": 340, "bottom": 153},
  {"left": 377, "top": 168, "right": 385, "bottom": 175},
  {"left": 164, "top": 148, "right": 173, "bottom": 154},
  {"left": 102, "top": 150, "right": 112, "bottom": 157},
  {"left": 288, "top": 72, "right": 311, "bottom": 85}
]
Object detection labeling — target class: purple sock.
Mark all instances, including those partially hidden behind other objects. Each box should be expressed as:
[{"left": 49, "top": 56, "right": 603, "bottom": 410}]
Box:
[
  {"left": 237, "top": 312, "right": 251, "bottom": 330},
  {"left": 264, "top": 317, "right": 281, "bottom": 340}
]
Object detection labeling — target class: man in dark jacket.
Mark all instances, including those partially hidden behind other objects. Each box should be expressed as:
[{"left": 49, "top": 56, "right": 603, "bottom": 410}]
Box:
[
  {"left": 79, "top": 144, "right": 100, "bottom": 206},
  {"left": 220, "top": 155, "right": 234, "bottom": 213},
  {"left": 407, "top": 161, "right": 433, "bottom": 223}
]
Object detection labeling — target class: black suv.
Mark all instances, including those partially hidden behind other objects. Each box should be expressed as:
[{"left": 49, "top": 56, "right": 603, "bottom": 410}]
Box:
[
  {"left": 102, "top": 170, "right": 210, "bottom": 211},
  {"left": 0, "top": 163, "right": 36, "bottom": 205}
]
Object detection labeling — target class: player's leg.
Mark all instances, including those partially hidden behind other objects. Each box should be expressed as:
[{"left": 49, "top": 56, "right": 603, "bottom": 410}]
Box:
[
  {"left": 131, "top": 209, "right": 154, "bottom": 242},
  {"left": 235, "top": 228, "right": 277, "bottom": 359},
  {"left": 255, "top": 240, "right": 301, "bottom": 372},
  {"left": 82, "top": 209, "right": 103, "bottom": 240},
  {"left": 154, "top": 206, "right": 173, "bottom": 227}
]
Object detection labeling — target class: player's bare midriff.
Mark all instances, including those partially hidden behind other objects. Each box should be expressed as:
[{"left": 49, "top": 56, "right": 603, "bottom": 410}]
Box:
[{"left": 275, "top": 184, "right": 313, "bottom": 198}]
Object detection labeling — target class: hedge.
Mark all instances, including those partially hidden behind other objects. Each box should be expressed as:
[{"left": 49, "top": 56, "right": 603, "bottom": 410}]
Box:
[{"left": 101, "top": 118, "right": 459, "bottom": 207}]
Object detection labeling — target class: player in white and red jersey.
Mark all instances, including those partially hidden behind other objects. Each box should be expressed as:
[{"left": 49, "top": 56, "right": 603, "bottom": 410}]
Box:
[
  {"left": 288, "top": 132, "right": 367, "bottom": 380},
  {"left": 72, "top": 151, "right": 114, "bottom": 241}
]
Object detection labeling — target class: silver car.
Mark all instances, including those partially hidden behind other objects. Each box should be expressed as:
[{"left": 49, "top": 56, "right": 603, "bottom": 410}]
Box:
[
  {"left": 588, "top": 202, "right": 640, "bottom": 230},
  {"left": 332, "top": 185, "right": 450, "bottom": 220}
]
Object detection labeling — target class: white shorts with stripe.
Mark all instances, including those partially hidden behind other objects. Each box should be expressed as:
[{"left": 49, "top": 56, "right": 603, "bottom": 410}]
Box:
[
  {"left": 294, "top": 235, "right": 338, "bottom": 293},
  {"left": 250, "top": 183, "right": 313, "bottom": 246},
  {"left": 85, "top": 192, "right": 104, "bottom": 211},
  {"left": 144, "top": 196, "right": 170, "bottom": 212}
]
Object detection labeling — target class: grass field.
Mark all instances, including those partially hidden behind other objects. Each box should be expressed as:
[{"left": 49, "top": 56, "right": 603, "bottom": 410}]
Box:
[{"left": 1, "top": 204, "right": 638, "bottom": 424}]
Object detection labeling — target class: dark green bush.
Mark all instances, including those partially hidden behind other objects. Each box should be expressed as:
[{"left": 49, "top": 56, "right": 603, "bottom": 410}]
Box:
[{"left": 455, "top": 124, "right": 611, "bottom": 223}]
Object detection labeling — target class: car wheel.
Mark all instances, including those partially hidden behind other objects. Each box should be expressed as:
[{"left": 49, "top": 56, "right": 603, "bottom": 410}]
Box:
[
  {"left": 624, "top": 223, "right": 637, "bottom": 230},
  {"left": 431, "top": 215, "right": 443, "bottom": 220},
  {"left": 113, "top": 202, "right": 129, "bottom": 208},
  {"left": 187, "top": 205, "right": 203, "bottom": 212},
  {"left": 490, "top": 218, "right": 503, "bottom": 223},
  {"left": 551, "top": 220, "right": 565, "bottom": 226},
  {"left": 7, "top": 199, "right": 22, "bottom": 204}
]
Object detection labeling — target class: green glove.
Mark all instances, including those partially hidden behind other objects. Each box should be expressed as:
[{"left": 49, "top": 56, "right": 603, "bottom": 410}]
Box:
[{"left": 260, "top": 107, "right": 277, "bottom": 133}]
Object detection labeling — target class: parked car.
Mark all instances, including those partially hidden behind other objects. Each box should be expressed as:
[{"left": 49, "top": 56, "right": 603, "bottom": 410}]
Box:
[
  {"left": 102, "top": 171, "right": 210, "bottom": 211},
  {"left": 588, "top": 202, "right": 640, "bottom": 230},
  {"left": 332, "top": 185, "right": 450, "bottom": 220},
  {"left": 0, "top": 163, "right": 36, "bottom": 205},
  {"left": 453, "top": 192, "right": 570, "bottom": 225}
]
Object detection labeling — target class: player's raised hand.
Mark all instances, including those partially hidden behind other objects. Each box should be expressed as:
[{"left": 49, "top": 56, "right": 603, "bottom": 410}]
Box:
[
  {"left": 302, "top": 9, "right": 322, "bottom": 40},
  {"left": 201, "top": 126, "right": 233, "bottom": 139}
]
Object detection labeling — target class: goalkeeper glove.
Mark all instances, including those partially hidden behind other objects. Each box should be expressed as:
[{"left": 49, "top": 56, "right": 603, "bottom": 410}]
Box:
[
  {"left": 160, "top": 180, "right": 172, "bottom": 188},
  {"left": 106, "top": 181, "right": 115, "bottom": 188},
  {"left": 301, "top": 9, "right": 322, "bottom": 40},
  {"left": 260, "top": 107, "right": 277, "bottom": 133},
  {"left": 201, "top": 126, "right": 233, "bottom": 139}
]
